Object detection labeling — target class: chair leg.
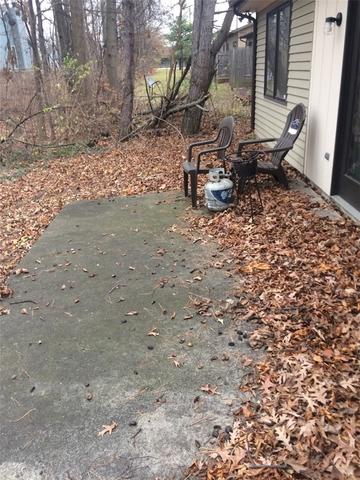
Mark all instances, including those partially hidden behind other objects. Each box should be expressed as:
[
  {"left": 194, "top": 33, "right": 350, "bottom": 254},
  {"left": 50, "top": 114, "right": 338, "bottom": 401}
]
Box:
[
  {"left": 190, "top": 172, "right": 197, "bottom": 208},
  {"left": 248, "top": 180, "right": 255, "bottom": 221},
  {"left": 183, "top": 171, "right": 189, "bottom": 197},
  {"left": 236, "top": 176, "right": 246, "bottom": 204},
  {"left": 275, "top": 167, "right": 289, "bottom": 189},
  {"left": 254, "top": 176, "right": 263, "bottom": 210}
]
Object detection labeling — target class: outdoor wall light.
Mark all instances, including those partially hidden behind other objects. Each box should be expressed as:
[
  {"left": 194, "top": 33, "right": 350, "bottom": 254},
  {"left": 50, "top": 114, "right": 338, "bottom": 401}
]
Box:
[{"left": 325, "top": 13, "right": 342, "bottom": 34}]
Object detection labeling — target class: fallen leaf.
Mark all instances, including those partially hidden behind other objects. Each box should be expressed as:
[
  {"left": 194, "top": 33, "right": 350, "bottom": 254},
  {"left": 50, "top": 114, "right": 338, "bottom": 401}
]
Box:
[
  {"left": 14, "top": 268, "right": 29, "bottom": 275},
  {"left": 193, "top": 276, "right": 202, "bottom": 281},
  {"left": 313, "top": 354, "right": 323, "bottom": 363},
  {"left": 242, "top": 262, "right": 271, "bottom": 273},
  {"left": 200, "top": 384, "right": 220, "bottom": 395},
  {"left": 147, "top": 328, "right": 159, "bottom": 336},
  {"left": 97, "top": 420, "right": 117, "bottom": 437}
]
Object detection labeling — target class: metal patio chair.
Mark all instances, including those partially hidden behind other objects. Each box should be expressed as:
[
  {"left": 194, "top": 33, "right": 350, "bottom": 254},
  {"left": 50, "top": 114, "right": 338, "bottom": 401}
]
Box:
[
  {"left": 183, "top": 116, "right": 235, "bottom": 208},
  {"left": 236, "top": 103, "right": 306, "bottom": 189}
]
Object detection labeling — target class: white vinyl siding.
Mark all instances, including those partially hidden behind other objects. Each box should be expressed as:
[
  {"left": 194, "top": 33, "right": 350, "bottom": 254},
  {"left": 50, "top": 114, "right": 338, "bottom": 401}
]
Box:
[{"left": 255, "top": 0, "right": 315, "bottom": 172}]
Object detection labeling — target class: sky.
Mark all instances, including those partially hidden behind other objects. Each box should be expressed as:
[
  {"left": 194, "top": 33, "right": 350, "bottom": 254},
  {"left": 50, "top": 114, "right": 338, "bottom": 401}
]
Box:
[{"left": 160, "top": 0, "right": 247, "bottom": 33}]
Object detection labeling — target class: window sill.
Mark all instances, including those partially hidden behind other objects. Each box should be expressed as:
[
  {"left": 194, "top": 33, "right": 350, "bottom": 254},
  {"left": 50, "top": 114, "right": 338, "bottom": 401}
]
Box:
[{"left": 264, "top": 94, "right": 287, "bottom": 106}]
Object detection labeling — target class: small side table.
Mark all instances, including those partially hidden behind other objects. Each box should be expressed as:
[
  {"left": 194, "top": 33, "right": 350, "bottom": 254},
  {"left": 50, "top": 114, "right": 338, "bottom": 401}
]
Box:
[{"left": 225, "top": 154, "right": 263, "bottom": 219}]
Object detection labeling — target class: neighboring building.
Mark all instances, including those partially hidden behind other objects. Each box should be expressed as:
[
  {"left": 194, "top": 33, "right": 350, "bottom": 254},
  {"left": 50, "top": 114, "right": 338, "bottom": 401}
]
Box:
[
  {"left": 217, "top": 23, "right": 254, "bottom": 86},
  {"left": 0, "top": 3, "right": 32, "bottom": 70},
  {"left": 222, "top": 23, "right": 254, "bottom": 53},
  {"left": 231, "top": 0, "right": 360, "bottom": 217}
]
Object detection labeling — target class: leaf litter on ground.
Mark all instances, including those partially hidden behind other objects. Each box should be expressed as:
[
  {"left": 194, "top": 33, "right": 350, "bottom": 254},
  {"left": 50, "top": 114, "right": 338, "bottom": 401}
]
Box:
[{"left": 0, "top": 122, "right": 359, "bottom": 479}]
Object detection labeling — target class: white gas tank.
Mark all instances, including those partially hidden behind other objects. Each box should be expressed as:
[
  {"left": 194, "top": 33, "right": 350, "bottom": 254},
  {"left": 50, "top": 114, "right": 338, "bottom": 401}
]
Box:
[{"left": 204, "top": 168, "right": 233, "bottom": 212}]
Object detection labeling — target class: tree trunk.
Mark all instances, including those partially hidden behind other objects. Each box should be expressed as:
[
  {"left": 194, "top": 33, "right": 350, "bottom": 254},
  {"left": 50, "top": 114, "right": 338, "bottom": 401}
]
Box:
[
  {"left": 181, "top": 1, "right": 234, "bottom": 135},
  {"left": 69, "top": 0, "right": 90, "bottom": 96},
  {"left": 104, "top": 0, "right": 119, "bottom": 91},
  {"left": 34, "top": 0, "right": 49, "bottom": 73},
  {"left": 69, "top": 0, "right": 88, "bottom": 66},
  {"left": 119, "top": 0, "right": 135, "bottom": 138},
  {"left": 51, "top": 0, "right": 72, "bottom": 61},
  {"left": 27, "top": 0, "right": 48, "bottom": 139}
]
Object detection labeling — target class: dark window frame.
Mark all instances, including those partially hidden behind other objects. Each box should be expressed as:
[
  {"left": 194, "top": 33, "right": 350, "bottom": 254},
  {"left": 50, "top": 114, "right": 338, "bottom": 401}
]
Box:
[{"left": 264, "top": 1, "right": 291, "bottom": 103}]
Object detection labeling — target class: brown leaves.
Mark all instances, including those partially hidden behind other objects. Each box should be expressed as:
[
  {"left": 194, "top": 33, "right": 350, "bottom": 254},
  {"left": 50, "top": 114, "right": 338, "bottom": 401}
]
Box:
[
  {"left": 1, "top": 121, "right": 359, "bottom": 480},
  {"left": 97, "top": 420, "right": 117, "bottom": 437},
  {"left": 147, "top": 328, "right": 159, "bottom": 337},
  {"left": 200, "top": 384, "right": 220, "bottom": 395},
  {"left": 241, "top": 262, "right": 271, "bottom": 273},
  {"left": 275, "top": 426, "right": 292, "bottom": 451},
  {"left": 14, "top": 268, "right": 29, "bottom": 275},
  {"left": 0, "top": 285, "right": 12, "bottom": 298},
  {"left": 0, "top": 131, "right": 185, "bottom": 291},
  {"left": 185, "top": 182, "right": 360, "bottom": 479}
]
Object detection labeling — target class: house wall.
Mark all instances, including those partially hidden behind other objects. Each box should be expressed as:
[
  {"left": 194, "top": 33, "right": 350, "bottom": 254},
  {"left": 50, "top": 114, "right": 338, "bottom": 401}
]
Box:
[
  {"left": 255, "top": 0, "right": 315, "bottom": 173},
  {"left": 305, "top": 0, "right": 349, "bottom": 194}
]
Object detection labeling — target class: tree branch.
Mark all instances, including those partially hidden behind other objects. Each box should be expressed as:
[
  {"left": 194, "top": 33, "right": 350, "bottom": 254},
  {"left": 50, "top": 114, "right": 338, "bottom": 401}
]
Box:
[{"left": 211, "top": 5, "right": 234, "bottom": 56}]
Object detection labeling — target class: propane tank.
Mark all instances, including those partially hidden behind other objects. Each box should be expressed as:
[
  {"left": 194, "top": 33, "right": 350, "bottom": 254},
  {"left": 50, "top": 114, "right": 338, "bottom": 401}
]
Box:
[{"left": 204, "top": 168, "right": 233, "bottom": 212}]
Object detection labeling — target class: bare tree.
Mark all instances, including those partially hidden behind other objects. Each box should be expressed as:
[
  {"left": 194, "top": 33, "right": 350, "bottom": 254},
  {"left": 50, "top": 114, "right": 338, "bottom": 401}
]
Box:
[
  {"left": 118, "top": 0, "right": 135, "bottom": 138},
  {"left": 182, "top": 0, "right": 233, "bottom": 135},
  {"left": 104, "top": 0, "right": 119, "bottom": 91},
  {"left": 68, "top": 0, "right": 90, "bottom": 96},
  {"left": 34, "top": 0, "right": 49, "bottom": 73},
  {"left": 51, "top": 0, "right": 72, "bottom": 61},
  {"left": 26, "top": 0, "right": 47, "bottom": 137},
  {"left": 69, "top": 0, "right": 88, "bottom": 65},
  {"left": 166, "top": 0, "right": 186, "bottom": 96}
]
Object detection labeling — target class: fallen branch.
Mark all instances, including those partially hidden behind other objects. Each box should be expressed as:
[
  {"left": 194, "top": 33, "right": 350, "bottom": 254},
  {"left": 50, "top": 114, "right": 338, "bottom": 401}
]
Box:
[
  {"left": 10, "top": 138, "right": 78, "bottom": 149},
  {"left": 162, "top": 94, "right": 210, "bottom": 119}
]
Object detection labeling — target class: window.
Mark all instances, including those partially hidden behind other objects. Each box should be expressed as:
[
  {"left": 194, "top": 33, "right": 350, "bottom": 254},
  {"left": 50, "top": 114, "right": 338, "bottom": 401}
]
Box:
[{"left": 265, "top": 2, "right": 291, "bottom": 101}]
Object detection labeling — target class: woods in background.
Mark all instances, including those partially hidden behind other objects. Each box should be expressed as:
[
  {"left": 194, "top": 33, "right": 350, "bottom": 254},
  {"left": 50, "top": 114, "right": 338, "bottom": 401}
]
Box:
[{"left": 0, "top": 0, "right": 234, "bottom": 155}]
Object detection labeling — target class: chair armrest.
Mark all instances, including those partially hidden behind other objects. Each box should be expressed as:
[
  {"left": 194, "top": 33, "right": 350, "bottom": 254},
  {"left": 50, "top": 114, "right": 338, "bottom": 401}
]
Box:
[
  {"left": 187, "top": 132, "right": 220, "bottom": 161},
  {"left": 241, "top": 146, "right": 292, "bottom": 155},
  {"left": 237, "top": 137, "right": 278, "bottom": 155},
  {"left": 196, "top": 145, "right": 226, "bottom": 169}
]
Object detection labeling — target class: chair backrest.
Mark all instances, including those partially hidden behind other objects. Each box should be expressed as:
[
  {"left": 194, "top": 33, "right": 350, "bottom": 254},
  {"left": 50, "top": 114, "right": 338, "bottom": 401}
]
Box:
[
  {"left": 273, "top": 103, "right": 306, "bottom": 166},
  {"left": 217, "top": 116, "right": 235, "bottom": 160}
]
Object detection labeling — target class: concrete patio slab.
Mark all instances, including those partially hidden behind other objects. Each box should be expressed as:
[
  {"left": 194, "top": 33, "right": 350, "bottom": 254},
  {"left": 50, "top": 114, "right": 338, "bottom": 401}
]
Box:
[{"left": 0, "top": 193, "right": 256, "bottom": 480}]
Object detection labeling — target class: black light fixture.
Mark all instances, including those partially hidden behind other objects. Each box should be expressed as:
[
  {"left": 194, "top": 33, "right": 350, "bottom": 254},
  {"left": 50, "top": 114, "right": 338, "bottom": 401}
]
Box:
[{"left": 325, "top": 12, "right": 342, "bottom": 34}]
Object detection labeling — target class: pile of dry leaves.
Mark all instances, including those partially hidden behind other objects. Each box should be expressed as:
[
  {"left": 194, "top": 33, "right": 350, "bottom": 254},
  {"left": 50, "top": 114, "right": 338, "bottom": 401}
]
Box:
[{"left": 185, "top": 185, "right": 359, "bottom": 479}]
